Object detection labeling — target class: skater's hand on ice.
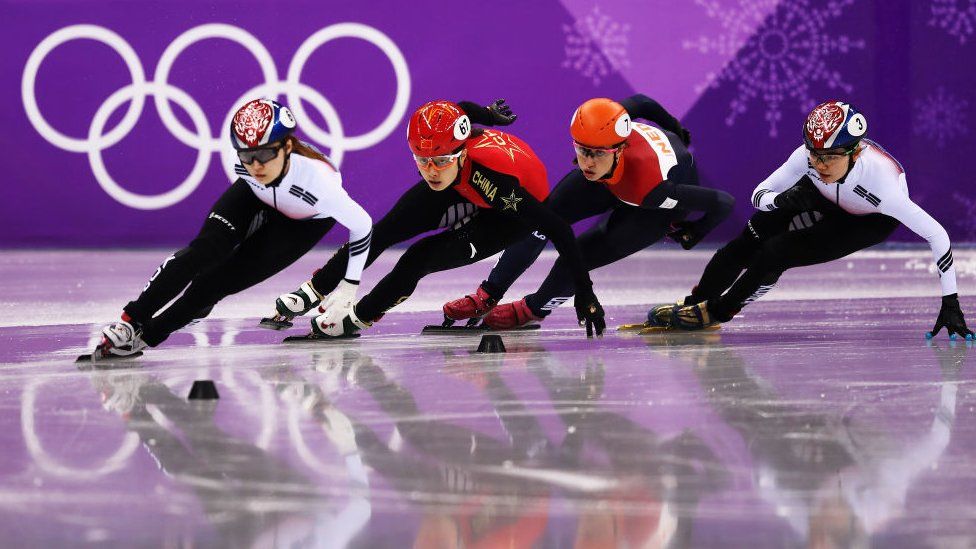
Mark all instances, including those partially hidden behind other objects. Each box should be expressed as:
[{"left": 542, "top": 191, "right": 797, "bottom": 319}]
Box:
[
  {"left": 486, "top": 99, "right": 517, "bottom": 126},
  {"left": 318, "top": 279, "right": 358, "bottom": 316},
  {"left": 575, "top": 285, "right": 606, "bottom": 338},
  {"left": 312, "top": 280, "right": 358, "bottom": 334},
  {"left": 667, "top": 221, "right": 704, "bottom": 250},
  {"left": 930, "top": 293, "right": 975, "bottom": 340},
  {"left": 773, "top": 177, "right": 819, "bottom": 212}
]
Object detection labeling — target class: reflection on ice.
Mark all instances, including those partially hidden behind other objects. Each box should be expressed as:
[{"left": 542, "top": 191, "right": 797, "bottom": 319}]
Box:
[{"left": 1, "top": 249, "right": 974, "bottom": 547}]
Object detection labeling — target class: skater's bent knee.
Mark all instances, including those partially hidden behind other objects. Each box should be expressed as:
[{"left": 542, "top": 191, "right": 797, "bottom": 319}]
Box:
[
  {"left": 716, "top": 235, "right": 756, "bottom": 257},
  {"left": 393, "top": 245, "right": 437, "bottom": 278},
  {"left": 186, "top": 232, "right": 237, "bottom": 267},
  {"left": 752, "top": 247, "right": 793, "bottom": 272}
]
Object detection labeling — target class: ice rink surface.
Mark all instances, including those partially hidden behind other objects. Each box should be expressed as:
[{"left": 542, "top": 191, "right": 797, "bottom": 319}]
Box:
[{"left": 1, "top": 247, "right": 975, "bottom": 548}]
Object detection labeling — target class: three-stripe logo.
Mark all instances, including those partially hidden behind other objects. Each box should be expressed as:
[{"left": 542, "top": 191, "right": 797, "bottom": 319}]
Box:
[
  {"left": 350, "top": 230, "right": 372, "bottom": 257},
  {"left": 938, "top": 249, "right": 953, "bottom": 273},
  {"left": 753, "top": 189, "right": 777, "bottom": 211}
]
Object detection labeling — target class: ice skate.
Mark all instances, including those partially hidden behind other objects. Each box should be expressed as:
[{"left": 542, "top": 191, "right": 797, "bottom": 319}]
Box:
[
  {"left": 82, "top": 319, "right": 147, "bottom": 363},
  {"left": 483, "top": 298, "right": 543, "bottom": 330},
  {"left": 422, "top": 285, "right": 497, "bottom": 334},
  {"left": 441, "top": 285, "right": 497, "bottom": 326},
  {"left": 260, "top": 281, "right": 322, "bottom": 330},
  {"left": 671, "top": 301, "right": 721, "bottom": 331},
  {"left": 618, "top": 299, "right": 686, "bottom": 333},
  {"left": 647, "top": 298, "right": 686, "bottom": 328}
]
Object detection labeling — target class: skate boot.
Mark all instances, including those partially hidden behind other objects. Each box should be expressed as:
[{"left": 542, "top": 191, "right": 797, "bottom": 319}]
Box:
[
  {"left": 646, "top": 298, "right": 686, "bottom": 328},
  {"left": 92, "top": 317, "right": 147, "bottom": 362},
  {"left": 442, "top": 285, "right": 497, "bottom": 327},
  {"left": 483, "top": 298, "right": 543, "bottom": 330},
  {"left": 311, "top": 305, "right": 371, "bottom": 339},
  {"left": 261, "top": 281, "right": 322, "bottom": 330},
  {"left": 672, "top": 300, "right": 720, "bottom": 331}
]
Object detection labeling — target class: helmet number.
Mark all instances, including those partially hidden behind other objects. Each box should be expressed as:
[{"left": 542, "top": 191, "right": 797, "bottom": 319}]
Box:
[
  {"left": 279, "top": 106, "right": 296, "bottom": 129},
  {"left": 454, "top": 115, "right": 471, "bottom": 140},
  {"left": 614, "top": 113, "right": 632, "bottom": 139},
  {"left": 847, "top": 113, "right": 867, "bottom": 137}
]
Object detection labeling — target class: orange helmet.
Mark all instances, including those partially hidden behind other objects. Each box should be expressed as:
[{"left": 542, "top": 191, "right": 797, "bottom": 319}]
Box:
[{"left": 570, "top": 98, "right": 631, "bottom": 148}]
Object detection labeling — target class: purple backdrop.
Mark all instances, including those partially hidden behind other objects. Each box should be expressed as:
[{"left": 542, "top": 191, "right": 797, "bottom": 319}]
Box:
[{"left": 3, "top": 0, "right": 975, "bottom": 246}]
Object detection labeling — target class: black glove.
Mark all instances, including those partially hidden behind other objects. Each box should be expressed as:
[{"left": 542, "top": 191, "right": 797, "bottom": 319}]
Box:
[
  {"left": 773, "top": 177, "right": 820, "bottom": 212},
  {"left": 667, "top": 220, "right": 704, "bottom": 250},
  {"left": 675, "top": 126, "right": 691, "bottom": 146},
  {"left": 931, "top": 293, "right": 974, "bottom": 339},
  {"left": 486, "top": 99, "right": 517, "bottom": 126},
  {"left": 574, "top": 284, "right": 606, "bottom": 338}
]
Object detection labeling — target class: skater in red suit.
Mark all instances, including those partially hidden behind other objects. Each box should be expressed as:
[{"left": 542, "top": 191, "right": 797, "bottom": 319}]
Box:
[
  {"left": 283, "top": 99, "right": 606, "bottom": 338},
  {"left": 442, "top": 95, "right": 734, "bottom": 330}
]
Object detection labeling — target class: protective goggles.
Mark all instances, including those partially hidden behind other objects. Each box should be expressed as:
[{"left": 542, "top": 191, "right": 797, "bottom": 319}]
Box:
[
  {"left": 808, "top": 147, "right": 856, "bottom": 166},
  {"left": 413, "top": 150, "right": 464, "bottom": 170},
  {"left": 237, "top": 143, "right": 284, "bottom": 165},
  {"left": 573, "top": 142, "right": 620, "bottom": 159}
]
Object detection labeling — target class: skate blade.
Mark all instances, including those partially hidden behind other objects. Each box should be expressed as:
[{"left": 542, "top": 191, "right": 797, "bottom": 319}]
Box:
[
  {"left": 617, "top": 323, "right": 650, "bottom": 332},
  {"left": 259, "top": 317, "right": 294, "bottom": 331},
  {"left": 488, "top": 324, "right": 541, "bottom": 332},
  {"left": 76, "top": 351, "right": 144, "bottom": 364},
  {"left": 283, "top": 333, "right": 360, "bottom": 343},
  {"left": 422, "top": 324, "right": 541, "bottom": 335},
  {"left": 638, "top": 324, "right": 720, "bottom": 335},
  {"left": 422, "top": 324, "right": 489, "bottom": 335}
]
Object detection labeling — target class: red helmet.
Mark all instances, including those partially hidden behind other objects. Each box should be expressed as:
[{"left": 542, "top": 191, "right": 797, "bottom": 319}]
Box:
[{"left": 407, "top": 100, "right": 472, "bottom": 156}]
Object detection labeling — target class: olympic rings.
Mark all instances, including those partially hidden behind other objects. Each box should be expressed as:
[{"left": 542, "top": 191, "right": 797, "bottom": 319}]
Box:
[
  {"left": 22, "top": 23, "right": 411, "bottom": 210},
  {"left": 23, "top": 25, "right": 147, "bottom": 154},
  {"left": 89, "top": 83, "right": 211, "bottom": 210}
]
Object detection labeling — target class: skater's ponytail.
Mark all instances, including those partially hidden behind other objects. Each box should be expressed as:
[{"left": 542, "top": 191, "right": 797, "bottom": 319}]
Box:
[{"left": 287, "top": 135, "right": 335, "bottom": 167}]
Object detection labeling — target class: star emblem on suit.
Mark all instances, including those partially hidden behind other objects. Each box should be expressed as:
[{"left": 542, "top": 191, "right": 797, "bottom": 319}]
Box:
[
  {"left": 500, "top": 190, "right": 522, "bottom": 212},
  {"left": 470, "top": 130, "right": 529, "bottom": 162}
]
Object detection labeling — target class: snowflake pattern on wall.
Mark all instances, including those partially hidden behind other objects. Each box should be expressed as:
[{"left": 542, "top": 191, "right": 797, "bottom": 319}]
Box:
[
  {"left": 684, "top": 0, "right": 865, "bottom": 137},
  {"left": 562, "top": 6, "right": 631, "bottom": 86},
  {"left": 929, "top": 0, "right": 976, "bottom": 44},
  {"left": 914, "top": 87, "right": 969, "bottom": 148}
]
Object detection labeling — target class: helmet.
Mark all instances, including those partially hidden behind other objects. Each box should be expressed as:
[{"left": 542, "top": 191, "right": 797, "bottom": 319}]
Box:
[
  {"left": 230, "top": 98, "right": 296, "bottom": 150},
  {"left": 570, "top": 98, "right": 631, "bottom": 148},
  {"left": 803, "top": 100, "right": 867, "bottom": 151},
  {"left": 407, "top": 100, "right": 472, "bottom": 156}
]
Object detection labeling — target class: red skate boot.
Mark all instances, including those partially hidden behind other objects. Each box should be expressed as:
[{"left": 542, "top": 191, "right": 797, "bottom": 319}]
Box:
[
  {"left": 442, "top": 285, "right": 498, "bottom": 327},
  {"left": 483, "top": 298, "right": 543, "bottom": 330}
]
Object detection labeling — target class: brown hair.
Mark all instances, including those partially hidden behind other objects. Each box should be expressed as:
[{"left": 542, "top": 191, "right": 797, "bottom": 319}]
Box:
[{"left": 286, "top": 135, "right": 335, "bottom": 168}]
